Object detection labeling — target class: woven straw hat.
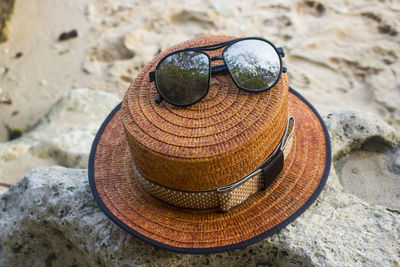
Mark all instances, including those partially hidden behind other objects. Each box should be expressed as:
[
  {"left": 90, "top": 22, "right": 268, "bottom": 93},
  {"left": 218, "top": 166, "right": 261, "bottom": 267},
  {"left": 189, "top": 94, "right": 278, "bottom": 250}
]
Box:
[{"left": 89, "top": 36, "right": 331, "bottom": 253}]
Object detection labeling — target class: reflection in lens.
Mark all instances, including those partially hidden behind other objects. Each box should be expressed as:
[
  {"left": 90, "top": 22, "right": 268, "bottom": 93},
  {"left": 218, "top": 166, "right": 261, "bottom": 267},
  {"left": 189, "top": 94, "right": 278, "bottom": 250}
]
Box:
[
  {"left": 224, "top": 39, "right": 281, "bottom": 91},
  {"left": 156, "top": 51, "right": 210, "bottom": 105}
]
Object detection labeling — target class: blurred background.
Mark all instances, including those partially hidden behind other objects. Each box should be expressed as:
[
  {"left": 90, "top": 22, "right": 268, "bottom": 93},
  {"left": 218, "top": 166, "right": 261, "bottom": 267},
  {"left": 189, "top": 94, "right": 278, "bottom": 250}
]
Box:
[{"left": 0, "top": 0, "right": 399, "bottom": 188}]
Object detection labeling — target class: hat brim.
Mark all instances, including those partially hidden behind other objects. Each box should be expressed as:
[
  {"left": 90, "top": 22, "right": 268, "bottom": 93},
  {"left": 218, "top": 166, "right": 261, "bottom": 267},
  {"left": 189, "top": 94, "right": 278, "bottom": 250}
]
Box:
[{"left": 88, "top": 87, "right": 331, "bottom": 254}]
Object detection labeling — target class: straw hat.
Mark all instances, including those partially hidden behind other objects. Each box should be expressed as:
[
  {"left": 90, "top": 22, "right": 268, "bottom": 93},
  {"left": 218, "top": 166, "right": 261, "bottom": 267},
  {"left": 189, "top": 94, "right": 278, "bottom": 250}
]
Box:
[{"left": 88, "top": 36, "right": 331, "bottom": 253}]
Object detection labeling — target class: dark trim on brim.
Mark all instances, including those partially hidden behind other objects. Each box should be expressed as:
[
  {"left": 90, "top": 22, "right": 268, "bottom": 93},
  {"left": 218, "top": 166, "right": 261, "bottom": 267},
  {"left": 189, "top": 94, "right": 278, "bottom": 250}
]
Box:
[{"left": 88, "top": 87, "right": 332, "bottom": 254}]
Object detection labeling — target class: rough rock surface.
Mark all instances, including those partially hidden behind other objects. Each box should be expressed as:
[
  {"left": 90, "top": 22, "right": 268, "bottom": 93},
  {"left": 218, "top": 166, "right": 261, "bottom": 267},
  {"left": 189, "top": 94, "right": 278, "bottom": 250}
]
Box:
[
  {"left": 0, "top": 0, "right": 15, "bottom": 42},
  {"left": 0, "top": 110, "right": 399, "bottom": 266},
  {"left": 325, "top": 110, "right": 400, "bottom": 161},
  {"left": 0, "top": 88, "right": 120, "bottom": 191}
]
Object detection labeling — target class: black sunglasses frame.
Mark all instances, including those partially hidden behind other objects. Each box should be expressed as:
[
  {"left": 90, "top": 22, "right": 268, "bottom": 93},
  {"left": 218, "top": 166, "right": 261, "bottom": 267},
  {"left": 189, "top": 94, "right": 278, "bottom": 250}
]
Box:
[{"left": 149, "top": 37, "right": 286, "bottom": 107}]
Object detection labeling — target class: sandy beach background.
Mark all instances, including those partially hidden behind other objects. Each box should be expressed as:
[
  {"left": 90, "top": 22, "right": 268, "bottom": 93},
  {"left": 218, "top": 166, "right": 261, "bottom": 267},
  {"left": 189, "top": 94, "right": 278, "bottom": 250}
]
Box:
[{"left": 0, "top": 0, "right": 399, "bottom": 186}]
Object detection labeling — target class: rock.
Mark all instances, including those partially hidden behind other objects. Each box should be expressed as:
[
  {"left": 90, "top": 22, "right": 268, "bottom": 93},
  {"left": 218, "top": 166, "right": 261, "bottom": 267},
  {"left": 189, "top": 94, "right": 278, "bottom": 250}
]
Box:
[
  {"left": 390, "top": 148, "right": 400, "bottom": 175},
  {"left": 327, "top": 110, "right": 400, "bottom": 210},
  {"left": 31, "top": 123, "right": 101, "bottom": 168},
  {"left": 335, "top": 139, "right": 400, "bottom": 209},
  {"left": 0, "top": 110, "right": 399, "bottom": 266},
  {"left": 0, "top": 88, "right": 120, "bottom": 185},
  {"left": 0, "top": 87, "right": 12, "bottom": 105},
  {"left": 29, "top": 88, "right": 119, "bottom": 139},
  {"left": 5, "top": 126, "right": 23, "bottom": 140},
  {"left": 0, "top": 65, "right": 9, "bottom": 75},
  {"left": 58, "top": 29, "right": 78, "bottom": 41},
  {"left": 0, "top": 0, "right": 15, "bottom": 43},
  {"left": 324, "top": 110, "right": 400, "bottom": 161}
]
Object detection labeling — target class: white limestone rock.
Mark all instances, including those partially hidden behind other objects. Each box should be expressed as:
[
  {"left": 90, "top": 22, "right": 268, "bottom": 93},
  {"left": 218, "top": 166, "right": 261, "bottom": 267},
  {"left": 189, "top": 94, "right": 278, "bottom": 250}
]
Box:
[
  {"left": 0, "top": 88, "right": 120, "bottom": 189},
  {"left": 31, "top": 123, "right": 101, "bottom": 168},
  {"left": 325, "top": 110, "right": 400, "bottom": 161},
  {"left": 29, "top": 88, "right": 120, "bottom": 139}
]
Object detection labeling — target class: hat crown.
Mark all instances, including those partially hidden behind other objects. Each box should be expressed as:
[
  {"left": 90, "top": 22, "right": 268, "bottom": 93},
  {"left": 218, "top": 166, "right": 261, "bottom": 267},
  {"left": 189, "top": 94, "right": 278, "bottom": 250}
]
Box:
[{"left": 121, "top": 36, "right": 288, "bottom": 191}]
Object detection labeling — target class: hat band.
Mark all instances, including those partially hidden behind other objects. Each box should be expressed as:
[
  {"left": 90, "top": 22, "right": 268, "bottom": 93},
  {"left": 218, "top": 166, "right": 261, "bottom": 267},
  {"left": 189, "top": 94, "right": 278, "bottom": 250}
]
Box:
[{"left": 133, "top": 116, "right": 295, "bottom": 212}]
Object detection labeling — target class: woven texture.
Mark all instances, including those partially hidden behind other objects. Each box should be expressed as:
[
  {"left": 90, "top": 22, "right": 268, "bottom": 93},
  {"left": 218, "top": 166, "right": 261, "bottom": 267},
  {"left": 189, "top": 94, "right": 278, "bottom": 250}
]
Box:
[
  {"left": 136, "top": 130, "right": 294, "bottom": 212},
  {"left": 90, "top": 35, "right": 330, "bottom": 251},
  {"left": 121, "top": 35, "right": 288, "bottom": 191}
]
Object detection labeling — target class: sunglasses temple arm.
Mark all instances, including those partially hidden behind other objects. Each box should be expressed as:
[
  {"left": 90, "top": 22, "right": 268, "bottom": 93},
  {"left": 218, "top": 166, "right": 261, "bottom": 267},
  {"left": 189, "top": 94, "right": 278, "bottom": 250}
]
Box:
[
  {"left": 189, "top": 39, "right": 237, "bottom": 51},
  {"left": 148, "top": 71, "right": 164, "bottom": 103},
  {"left": 155, "top": 95, "right": 163, "bottom": 104},
  {"left": 277, "top": 47, "right": 285, "bottom": 57},
  {"left": 149, "top": 71, "right": 155, "bottom": 82},
  {"left": 275, "top": 48, "right": 287, "bottom": 73}
]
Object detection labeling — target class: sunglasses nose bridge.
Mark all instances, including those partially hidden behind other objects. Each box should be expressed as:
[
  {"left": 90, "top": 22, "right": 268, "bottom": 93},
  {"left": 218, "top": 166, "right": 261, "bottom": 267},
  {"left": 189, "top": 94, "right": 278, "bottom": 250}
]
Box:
[
  {"left": 210, "top": 56, "right": 226, "bottom": 74},
  {"left": 211, "top": 56, "right": 223, "bottom": 61},
  {"left": 211, "top": 64, "right": 227, "bottom": 74}
]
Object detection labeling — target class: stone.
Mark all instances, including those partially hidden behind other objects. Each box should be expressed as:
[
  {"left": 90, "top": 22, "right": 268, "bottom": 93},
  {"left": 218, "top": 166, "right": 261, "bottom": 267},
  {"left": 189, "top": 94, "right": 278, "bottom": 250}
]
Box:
[
  {"left": 0, "top": 87, "right": 12, "bottom": 105},
  {"left": 324, "top": 110, "right": 400, "bottom": 161},
  {"left": 390, "top": 148, "right": 400, "bottom": 174},
  {"left": 0, "top": 0, "right": 15, "bottom": 43},
  {"left": 0, "top": 88, "right": 120, "bottom": 186},
  {"left": 335, "top": 140, "right": 400, "bottom": 209},
  {"left": 31, "top": 123, "right": 101, "bottom": 168},
  {"left": 58, "top": 29, "right": 78, "bottom": 41},
  {"left": 328, "top": 110, "right": 400, "bottom": 210},
  {"left": 29, "top": 88, "right": 120, "bottom": 140},
  {"left": 0, "top": 110, "right": 399, "bottom": 266}
]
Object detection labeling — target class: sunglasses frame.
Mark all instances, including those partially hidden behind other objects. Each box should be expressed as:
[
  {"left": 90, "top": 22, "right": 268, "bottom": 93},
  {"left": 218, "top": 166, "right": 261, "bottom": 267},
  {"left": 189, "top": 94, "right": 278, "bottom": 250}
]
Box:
[{"left": 150, "top": 37, "right": 285, "bottom": 107}]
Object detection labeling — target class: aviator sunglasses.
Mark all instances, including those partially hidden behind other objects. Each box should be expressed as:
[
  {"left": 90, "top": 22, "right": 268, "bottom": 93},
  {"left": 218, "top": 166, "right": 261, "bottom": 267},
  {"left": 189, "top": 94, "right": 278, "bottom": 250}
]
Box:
[{"left": 149, "top": 37, "right": 287, "bottom": 107}]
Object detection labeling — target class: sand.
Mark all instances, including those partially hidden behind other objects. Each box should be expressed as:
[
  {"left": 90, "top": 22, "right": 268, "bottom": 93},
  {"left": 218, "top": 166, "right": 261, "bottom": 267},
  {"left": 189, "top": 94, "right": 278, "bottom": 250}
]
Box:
[{"left": 0, "top": 0, "right": 399, "bottom": 185}]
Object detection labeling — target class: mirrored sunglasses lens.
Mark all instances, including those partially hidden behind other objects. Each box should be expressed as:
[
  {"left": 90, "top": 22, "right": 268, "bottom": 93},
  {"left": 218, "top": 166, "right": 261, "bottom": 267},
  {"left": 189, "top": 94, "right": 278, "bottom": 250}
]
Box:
[
  {"left": 156, "top": 51, "right": 210, "bottom": 106},
  {"left": 224, "top": 39, "right": 281, "bottom": 91}
]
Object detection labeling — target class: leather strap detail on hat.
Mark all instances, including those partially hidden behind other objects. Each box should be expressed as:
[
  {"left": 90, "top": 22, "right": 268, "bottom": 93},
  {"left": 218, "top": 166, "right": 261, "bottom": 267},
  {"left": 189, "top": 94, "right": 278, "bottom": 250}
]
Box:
[{"left": 135, "top": 116, "right": 295, "bottom": 212}]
